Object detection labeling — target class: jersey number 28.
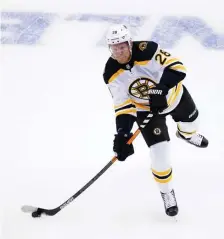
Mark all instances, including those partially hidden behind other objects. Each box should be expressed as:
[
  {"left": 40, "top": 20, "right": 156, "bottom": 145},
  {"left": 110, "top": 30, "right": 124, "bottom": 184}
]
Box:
[{"left": 155, "top": 50, "right": 171, "bottom": 65}]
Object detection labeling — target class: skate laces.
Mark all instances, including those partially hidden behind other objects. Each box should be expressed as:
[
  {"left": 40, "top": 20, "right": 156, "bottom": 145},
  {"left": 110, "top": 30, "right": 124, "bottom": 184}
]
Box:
[
  {"left": 161, "top": 190, "right": 177, "bottom": 208},
  {"left": 189, "top": 133, "right": 203, "bottom": 146}
]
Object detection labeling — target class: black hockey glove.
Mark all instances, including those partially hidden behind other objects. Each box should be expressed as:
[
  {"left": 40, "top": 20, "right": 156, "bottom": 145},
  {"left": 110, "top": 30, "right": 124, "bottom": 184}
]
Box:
[
  {"left": 149, "top": 84, "right": 169, "bottom": 113},
  {"left": 113, "top": 132, "right": 134, "bottom": 161}
]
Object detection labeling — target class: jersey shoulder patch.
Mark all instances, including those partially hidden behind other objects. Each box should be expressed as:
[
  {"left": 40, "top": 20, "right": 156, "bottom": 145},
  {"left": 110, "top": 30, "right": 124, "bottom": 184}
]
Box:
[{"left": 133, "top": 41, "right": 158, "bottom": 61}]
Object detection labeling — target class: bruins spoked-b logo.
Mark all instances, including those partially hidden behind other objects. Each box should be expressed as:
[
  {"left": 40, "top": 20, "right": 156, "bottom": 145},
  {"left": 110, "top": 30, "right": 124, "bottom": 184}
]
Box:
[
  {"left": 129, "top": 78, "right": 155, "bottom": 100},
  {"left": 153, "top": 128, "right": 161, "bottom": 135},
  {"left": 139, "top": 42, "right": 148, "bottom": 51}
]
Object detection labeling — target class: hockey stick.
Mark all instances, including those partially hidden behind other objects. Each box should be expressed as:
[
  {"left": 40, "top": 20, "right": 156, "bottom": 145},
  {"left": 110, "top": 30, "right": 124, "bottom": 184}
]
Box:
[{"left": 21, "top": 113, "right": 153, "bottom": 218}]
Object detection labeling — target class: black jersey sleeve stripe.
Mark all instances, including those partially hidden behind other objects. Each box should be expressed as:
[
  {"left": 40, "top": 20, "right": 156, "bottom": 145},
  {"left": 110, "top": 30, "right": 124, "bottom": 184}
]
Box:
[
  {"left": 115, "top": 104, "right": 136, "bottom": 113},
  {"left": 167, "top": 61, "right": 183, "bottom": 68}
]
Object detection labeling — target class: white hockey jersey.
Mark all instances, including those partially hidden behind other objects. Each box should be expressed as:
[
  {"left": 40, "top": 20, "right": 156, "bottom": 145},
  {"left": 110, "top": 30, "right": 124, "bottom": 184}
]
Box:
[{"left": 103, "top": 41, "right": 187, "bottom": 118}]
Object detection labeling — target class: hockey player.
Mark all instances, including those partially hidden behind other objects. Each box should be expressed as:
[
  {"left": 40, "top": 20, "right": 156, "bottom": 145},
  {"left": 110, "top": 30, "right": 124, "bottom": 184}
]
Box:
[{"left": 103, "top": 24, "right": 208, "bottom": 217}]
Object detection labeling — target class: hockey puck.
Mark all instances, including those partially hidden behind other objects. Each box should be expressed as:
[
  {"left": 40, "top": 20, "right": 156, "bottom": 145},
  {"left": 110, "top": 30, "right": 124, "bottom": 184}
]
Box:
[{"left": 32, "top": 210, "right": 41, "bottom": 218}]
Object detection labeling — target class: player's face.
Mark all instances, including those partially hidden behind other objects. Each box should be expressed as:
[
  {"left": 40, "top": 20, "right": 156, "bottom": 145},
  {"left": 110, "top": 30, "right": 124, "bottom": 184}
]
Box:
[{"left": 109, "top": 42, "right": 131, "bottom": 64}]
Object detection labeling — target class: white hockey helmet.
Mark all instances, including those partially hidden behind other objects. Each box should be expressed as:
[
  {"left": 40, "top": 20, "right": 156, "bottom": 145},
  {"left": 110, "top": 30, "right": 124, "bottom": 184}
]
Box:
[{"left": 106, "top": 24, "right": 132, "bottom": 46}]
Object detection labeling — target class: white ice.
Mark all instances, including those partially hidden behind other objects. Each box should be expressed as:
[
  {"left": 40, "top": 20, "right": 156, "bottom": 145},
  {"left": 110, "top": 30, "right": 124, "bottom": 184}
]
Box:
[{"left": 1, "top": 2, "right": 224, "bottom": 239}]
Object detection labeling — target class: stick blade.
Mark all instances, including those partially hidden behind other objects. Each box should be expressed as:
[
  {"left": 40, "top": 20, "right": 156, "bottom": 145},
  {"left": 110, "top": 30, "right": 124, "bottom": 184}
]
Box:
[{"left": 21, "top": 205, "right": 38, "bottom": 213}]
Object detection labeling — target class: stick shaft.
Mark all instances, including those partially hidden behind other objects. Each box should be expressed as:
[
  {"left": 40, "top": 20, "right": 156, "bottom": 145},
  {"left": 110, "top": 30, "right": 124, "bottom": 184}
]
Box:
[{"left": 27, "top": 113, "right": 153, "bottom": 216}]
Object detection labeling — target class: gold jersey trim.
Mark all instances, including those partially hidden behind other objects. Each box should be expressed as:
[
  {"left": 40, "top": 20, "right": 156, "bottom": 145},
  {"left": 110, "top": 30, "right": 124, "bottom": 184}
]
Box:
[
  {"left": 108, "top": 69, "right": 124, "bottom": 83},
  {"left": 134, "top": 60, "right": 150, "bottom": 66},
  {"left": 167, "top": 82, "right": 182, "bottom": 106},
  {"left": 170, "top": 64, "right": 187, "bottom": 72},
  {"left": 115, "top": 108, "right": 136, "bottom": 117},
  {"left": 114, "top": 99, "right": 133, "bottom": 110},
  {"left": 165, "top": 58, "right": 180, "bottom": 66}
]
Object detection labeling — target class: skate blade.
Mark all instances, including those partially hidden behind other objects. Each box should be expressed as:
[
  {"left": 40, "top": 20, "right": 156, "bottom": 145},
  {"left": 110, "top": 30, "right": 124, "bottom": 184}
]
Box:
[{"left": 21, "top": 205, "right": 38, "bottom": 213}]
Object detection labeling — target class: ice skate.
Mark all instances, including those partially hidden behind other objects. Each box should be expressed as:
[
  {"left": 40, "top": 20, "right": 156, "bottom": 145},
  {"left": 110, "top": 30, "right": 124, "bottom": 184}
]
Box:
[
  {"left": 176, "top": 131, "right": 208, "bottom": 148},
  {"left": 161, "top": 189, "right": 178, "bottom": 217}
]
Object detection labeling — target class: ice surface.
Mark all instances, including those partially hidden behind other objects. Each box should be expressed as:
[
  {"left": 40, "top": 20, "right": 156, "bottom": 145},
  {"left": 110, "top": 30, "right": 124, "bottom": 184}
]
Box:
[{"left": 1, "top": 5, "right": 224, "bottom": 239}]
